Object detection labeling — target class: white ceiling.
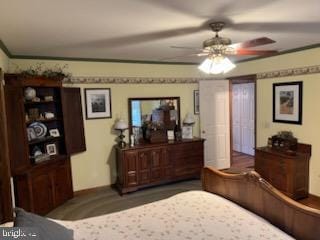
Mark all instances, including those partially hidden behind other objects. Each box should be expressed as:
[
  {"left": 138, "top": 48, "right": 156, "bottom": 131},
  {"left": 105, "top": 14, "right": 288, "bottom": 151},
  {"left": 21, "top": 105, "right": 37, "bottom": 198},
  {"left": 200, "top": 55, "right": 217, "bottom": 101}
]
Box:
[{"left": 0, "top": 0, "right": 319, "bottom": 63}]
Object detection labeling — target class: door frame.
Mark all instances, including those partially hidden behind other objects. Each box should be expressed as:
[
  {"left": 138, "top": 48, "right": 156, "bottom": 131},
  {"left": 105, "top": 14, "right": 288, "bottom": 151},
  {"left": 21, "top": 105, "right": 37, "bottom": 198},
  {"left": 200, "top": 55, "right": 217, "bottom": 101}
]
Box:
[{"left": 228, "top": 75, "right": 257, "bottom": 165}]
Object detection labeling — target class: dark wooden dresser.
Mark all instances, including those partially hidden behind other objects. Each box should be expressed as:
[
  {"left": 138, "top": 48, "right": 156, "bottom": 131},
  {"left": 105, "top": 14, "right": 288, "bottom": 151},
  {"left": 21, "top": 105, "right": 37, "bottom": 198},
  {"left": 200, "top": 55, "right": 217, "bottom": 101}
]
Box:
[
  {"left": 115, "top": 138, "right": 204, "bottom": 194},
  {"left": 255, "top": 144, "right": 311, "bottom": 200}
]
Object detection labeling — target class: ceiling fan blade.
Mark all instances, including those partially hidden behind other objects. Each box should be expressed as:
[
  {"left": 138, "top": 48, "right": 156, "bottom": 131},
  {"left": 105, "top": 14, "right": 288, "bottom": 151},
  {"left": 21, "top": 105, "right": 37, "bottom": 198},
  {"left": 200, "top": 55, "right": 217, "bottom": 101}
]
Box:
[
  {"left": 158, "top": 53, "right": 202, "bottom": 61},
  {"left": 230, "top": 37, "right": 275, "bottom": 49},
  {"left": 141, "top": 0, "right": 277, "bottom": 19},
  {"left": 197, "top": 52, "right": 209, "bottom": 56},
  {"left": 232, "top": 49, "right": 278, "bottom": 56},
  {"left": 60, "top": 26, "right": 204, "bottom": 49},
  {"left": 170, "top": 46, "right": 204, "bottom": 51}
]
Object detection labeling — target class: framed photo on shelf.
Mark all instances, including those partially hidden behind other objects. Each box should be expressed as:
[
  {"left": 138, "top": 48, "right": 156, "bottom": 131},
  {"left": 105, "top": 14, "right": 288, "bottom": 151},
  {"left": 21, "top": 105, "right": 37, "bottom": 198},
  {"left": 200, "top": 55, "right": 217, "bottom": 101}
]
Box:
[
  {"left": 182, "top": 126, "right": 193, "bottom": 139},
  {"left": 27, "top": 127, "right": 37, "bottom": 141},
  {"left": 273, "top": 81, "right": 303, "bottom": 125},
  {"left": 49, "top": 128, "right": 60, "bottom": 137},
  {"left": 45, "top": 143, "right": 58, "bottom": 156},
  {"left": 194, "top": 90, "right": 199, "bottom": 114},
  {"left": 85, "top": 88, "right": 112, "bottom": 119}
]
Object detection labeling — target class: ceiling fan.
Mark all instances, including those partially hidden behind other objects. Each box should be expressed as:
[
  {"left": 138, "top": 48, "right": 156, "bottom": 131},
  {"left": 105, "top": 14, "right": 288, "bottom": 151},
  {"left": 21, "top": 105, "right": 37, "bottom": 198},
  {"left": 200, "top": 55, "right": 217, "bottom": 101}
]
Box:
[{"left": 170, "top": 21, "right": 278, "bottom": 60}]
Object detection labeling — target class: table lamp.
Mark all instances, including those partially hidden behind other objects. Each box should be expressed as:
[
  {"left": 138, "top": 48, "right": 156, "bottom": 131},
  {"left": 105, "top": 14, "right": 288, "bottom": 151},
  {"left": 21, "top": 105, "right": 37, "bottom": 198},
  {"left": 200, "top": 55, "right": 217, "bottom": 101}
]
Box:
[
  {"left": 183, "top": 113, "right": 195, "bottom": 125},
  {"left": 114, "top": 119, "right": 128, "bottom": 148}
]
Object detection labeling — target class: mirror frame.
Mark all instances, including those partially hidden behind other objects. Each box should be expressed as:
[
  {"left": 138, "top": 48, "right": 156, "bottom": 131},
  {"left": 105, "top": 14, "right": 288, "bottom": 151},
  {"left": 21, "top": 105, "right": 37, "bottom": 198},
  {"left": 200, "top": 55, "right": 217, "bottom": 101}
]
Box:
[{"left": 128, "top": 97, "right": 181, "bottom": 135}]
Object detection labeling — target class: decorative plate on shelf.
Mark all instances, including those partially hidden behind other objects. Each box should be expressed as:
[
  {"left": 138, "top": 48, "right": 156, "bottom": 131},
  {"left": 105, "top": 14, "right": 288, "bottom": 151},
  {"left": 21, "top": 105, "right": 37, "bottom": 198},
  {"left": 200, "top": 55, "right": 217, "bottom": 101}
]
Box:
[{"left": 29, "top": 122, "right": 47, "bottom": 138}]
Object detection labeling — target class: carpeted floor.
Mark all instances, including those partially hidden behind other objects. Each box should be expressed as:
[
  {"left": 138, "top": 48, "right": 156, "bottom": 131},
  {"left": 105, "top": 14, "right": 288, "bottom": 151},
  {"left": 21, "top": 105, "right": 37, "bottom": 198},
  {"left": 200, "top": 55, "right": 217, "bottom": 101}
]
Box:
[
  {"left": 47, "top": 153, "right": 255, "bottom": 221},
  {"left": 47, "top": 180, "right": 201, "bottom": 220},
  {"left": 47, "top": 157, "right": 255, "bottom": 221}
]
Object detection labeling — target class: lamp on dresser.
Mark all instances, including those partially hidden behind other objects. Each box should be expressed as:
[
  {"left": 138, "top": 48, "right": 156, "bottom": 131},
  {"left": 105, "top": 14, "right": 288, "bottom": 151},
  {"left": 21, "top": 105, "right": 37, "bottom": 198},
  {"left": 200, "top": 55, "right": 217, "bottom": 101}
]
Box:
[{"left": 114, "top": 119, "right": 128, "bottom": 148}]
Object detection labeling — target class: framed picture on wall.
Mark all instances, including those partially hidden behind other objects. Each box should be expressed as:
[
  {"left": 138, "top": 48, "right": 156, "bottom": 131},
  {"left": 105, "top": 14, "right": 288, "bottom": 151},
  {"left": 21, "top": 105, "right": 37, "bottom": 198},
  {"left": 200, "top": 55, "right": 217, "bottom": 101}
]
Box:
[
  {"left": 194, "top": 90, "right": 200, "bottom": 114},
  {"left": 85, "top": 88, "right": 112, "bottom": 119},
  {"left": 273, "top": 81, "right": 302, "bottom": 124}
]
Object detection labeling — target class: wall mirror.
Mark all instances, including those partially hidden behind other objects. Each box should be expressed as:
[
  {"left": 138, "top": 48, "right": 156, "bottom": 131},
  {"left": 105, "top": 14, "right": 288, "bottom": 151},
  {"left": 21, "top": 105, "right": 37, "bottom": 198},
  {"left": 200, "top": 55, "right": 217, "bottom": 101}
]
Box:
[{"left": 128, "top": 97, "right": 181, "bottom": 142}]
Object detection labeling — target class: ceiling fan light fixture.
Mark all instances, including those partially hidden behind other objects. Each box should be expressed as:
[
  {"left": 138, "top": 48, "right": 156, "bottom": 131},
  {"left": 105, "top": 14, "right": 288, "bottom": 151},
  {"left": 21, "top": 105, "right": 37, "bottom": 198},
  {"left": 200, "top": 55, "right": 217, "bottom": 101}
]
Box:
[
  {"left": 198, "top": 55, "right": 236, "bottom": 74},
  {"left": 221, "top": 57, "right": 236, "bottom": 73},
  {"left": 198, "top": 58, "right": 213, "bottom": 74}
]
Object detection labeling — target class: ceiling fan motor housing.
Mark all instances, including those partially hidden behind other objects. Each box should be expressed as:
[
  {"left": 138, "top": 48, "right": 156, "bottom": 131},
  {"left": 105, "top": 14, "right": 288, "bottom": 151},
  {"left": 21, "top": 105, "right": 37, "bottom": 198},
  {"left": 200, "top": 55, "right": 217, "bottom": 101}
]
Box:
[
  {"left": 204, "top": 22, "right": 232, "bottom": 49},
  {"left": 209, "top": 22, "right": 225, "bottom": 32},
  {"left": 203, "top": 37, "right": 232, "bottom": 48}
]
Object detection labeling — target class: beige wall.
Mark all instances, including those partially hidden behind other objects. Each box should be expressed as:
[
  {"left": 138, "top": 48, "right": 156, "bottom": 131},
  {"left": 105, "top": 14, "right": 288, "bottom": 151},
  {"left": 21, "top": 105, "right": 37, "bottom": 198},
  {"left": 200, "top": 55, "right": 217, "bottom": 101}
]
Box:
[
  {"left": 10, "top": 59, "right": 201, "bottom": 191},
  {"left": 68, "top": 83, "right": 198, "bottom": 191},
  {"left": 232, "top": 47, "right": 320, "bottom": 197},
  {"left": 256, "top": 74, "right": 320, "bottom": 196},
  {"left": 9, "top": 47, "right": 320, "bottom": 196},
  {"left": 0, "top": 48, "right": 9, "bottom": 72}
]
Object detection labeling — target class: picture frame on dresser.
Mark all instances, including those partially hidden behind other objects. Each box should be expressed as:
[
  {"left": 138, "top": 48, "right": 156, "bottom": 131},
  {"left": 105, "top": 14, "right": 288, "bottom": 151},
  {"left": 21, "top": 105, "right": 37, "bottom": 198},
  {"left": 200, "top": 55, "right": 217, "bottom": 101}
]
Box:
[
  {"left": 273, "top": 81, "right": 302, "bottom": 124},
  {"left": 182, "top": 126, "right": 193, "bottom": 139},
  {"left": 85, "top": 88, "right": 112, "bottom": 119}
]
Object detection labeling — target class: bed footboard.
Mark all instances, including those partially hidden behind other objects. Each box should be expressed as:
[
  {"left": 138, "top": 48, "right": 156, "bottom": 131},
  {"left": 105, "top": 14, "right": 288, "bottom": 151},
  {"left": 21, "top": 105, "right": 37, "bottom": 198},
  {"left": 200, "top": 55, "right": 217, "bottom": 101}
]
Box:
[{"left": 202, "top": 167, "right": 320, "bottom": 240}]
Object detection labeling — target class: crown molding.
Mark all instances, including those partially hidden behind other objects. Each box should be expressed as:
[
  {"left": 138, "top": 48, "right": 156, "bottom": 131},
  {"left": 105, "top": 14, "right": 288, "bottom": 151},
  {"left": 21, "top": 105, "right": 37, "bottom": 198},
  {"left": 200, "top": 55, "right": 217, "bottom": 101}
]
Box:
[
  {"left": 64, "top": 76, "right": 217, "bottom": 84},
  {"left": 1, "top": 39, "right": 319, "bottom": 66},
  {"left": 257, "top": 65, "right": 320, "bottom": 79},
  {"left": 0, "top": 40, "right": 12, "bottom": 58},
  {"left": 11, "top": 54, "right": 198, "bottom": 65}
]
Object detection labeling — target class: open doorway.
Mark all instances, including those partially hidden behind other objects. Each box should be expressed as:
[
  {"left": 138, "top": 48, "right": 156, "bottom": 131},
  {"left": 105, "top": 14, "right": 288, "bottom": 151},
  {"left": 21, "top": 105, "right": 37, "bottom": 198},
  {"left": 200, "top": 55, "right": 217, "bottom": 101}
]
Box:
[{"left": 229, "top": 75, "right": 256, "bottom": 170}]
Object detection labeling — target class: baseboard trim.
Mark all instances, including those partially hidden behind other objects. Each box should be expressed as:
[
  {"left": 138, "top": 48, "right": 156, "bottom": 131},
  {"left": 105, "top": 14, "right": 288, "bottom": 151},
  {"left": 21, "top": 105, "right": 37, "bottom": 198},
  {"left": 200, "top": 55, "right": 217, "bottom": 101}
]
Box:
[
  {"left": 309, "top": 193, "right": 320, "bottom": 199},
  {"left": 73, "top": 185, "right": 112, "bottom": 197},
  {"left": 298, "top": 193, "right": 320, "bottom": 210}
]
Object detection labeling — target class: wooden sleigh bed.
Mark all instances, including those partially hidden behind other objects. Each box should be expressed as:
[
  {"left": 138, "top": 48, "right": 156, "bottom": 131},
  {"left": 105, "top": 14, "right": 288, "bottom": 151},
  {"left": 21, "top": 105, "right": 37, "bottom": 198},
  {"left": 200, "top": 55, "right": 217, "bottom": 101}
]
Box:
[
  {"left": 202, "top": 167, "right": 320, "bottom": 240},
  {"left": 1, "top": 167, "right": 320, "bottom": 240}
]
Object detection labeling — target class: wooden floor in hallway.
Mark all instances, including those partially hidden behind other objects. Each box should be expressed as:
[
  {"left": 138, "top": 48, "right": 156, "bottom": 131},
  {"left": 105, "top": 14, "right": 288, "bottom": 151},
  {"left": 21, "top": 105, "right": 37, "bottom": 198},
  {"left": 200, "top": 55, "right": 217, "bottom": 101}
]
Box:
[
  {"left": 232, "top": 151, "right": 255, "bottom": 168},
  {"left": 223, "top": 151, "right": 255, "bottom": 174}
]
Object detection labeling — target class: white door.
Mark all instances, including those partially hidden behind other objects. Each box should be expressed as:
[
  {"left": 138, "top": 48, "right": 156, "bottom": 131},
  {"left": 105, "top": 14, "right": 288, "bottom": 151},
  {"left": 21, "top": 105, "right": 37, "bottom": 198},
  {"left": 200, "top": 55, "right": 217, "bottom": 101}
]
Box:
[
  {"left": 200, "top": 80, "right": 230, "bottom": 169},
  {"left": 240, "top": 83, "right": 255, "bottom": 155},
  {"left": 232, "top": 84, "right": 241, "bottom": 152}
]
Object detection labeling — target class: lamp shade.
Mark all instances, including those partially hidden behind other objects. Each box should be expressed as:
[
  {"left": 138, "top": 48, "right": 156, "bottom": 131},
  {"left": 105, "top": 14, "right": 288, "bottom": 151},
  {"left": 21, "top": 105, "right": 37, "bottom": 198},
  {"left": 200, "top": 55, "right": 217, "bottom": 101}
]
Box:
[
  {"left": 183, "top": 113, "right": 195, "bottom": 125},
  {"left": 114, "top": 119, "right": 128, "bottom": 130},
  {"left": 198, "top": 55, "right": 235, "bottom": 74}
]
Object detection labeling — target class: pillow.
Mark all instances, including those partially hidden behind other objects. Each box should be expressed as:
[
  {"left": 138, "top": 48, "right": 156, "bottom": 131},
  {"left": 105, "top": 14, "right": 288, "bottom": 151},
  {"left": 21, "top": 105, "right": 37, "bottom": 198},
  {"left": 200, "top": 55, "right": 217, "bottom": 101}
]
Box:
[
  {"left": 0, "top": 221, "right": 13, "bottom": 227},
  {"left": 14, "top": 208, "right": 73, "bottom": 240}
]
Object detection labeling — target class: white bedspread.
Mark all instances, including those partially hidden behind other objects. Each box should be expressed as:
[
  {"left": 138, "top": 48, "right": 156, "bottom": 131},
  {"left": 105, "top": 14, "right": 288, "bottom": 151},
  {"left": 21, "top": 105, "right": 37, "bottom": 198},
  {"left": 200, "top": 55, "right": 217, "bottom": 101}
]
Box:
[{"left": 57, "top": 190, "right": 294, "bottom": 240}]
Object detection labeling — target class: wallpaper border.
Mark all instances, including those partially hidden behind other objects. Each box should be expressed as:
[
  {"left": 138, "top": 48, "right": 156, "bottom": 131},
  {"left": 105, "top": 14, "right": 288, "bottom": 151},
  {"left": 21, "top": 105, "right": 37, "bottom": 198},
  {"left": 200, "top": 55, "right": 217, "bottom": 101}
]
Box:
[
  {"left": 64, "top": 65, "right": 320, "bottom": 84},
  {"left": 64, "top": 76, "right": 216, "bottom": 84},
  {"left": 257, "top": 65, "right": 320, "bottom": 79}
]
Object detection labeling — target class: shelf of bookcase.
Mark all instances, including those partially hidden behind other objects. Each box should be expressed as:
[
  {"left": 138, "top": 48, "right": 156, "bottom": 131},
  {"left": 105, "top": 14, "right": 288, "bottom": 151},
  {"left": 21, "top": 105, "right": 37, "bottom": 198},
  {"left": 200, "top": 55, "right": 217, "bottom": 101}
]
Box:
[
  {"left": 28, "top": 136, "right": 63, "bottom": 145},
  {"left": 30, "top": 154, "right": 69, "bottom": 167},
  {"left": 24, "top": 100, "right": 58, "bottom": 106},
  {"left": 26, "top": 118, "right": 61, "bottom": 125}
]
